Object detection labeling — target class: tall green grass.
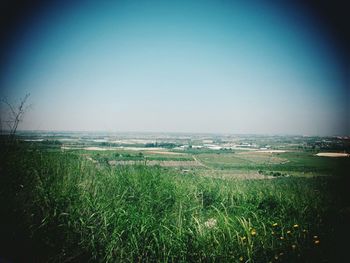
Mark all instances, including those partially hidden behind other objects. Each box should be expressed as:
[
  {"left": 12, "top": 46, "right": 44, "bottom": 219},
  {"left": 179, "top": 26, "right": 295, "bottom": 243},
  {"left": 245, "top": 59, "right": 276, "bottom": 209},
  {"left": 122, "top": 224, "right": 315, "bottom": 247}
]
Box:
[{"left": 1, "top": 144, "right": 349, "bottom": 262}]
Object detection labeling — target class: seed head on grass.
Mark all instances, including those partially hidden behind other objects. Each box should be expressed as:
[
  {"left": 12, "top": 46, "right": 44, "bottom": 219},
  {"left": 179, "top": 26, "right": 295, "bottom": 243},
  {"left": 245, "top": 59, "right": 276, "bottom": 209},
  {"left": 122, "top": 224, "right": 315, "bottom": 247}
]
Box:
[{"left": 204, "top": 218, "right": 217, "bottom": 229}]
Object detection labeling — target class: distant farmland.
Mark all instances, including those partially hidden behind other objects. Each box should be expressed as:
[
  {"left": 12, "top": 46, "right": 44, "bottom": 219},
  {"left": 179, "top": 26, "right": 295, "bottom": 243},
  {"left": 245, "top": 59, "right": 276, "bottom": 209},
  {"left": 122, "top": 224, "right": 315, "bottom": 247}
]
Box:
[{"left": 1, "top": 133, "right": 349, "bottom": 262}]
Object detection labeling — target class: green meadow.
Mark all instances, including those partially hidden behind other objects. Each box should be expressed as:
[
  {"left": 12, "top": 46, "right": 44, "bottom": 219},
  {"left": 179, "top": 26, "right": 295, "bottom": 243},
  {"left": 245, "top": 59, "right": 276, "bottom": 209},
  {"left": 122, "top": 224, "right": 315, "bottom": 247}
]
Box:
[{"left": 1, "top": 141, "right": 350, "bottom": 262}]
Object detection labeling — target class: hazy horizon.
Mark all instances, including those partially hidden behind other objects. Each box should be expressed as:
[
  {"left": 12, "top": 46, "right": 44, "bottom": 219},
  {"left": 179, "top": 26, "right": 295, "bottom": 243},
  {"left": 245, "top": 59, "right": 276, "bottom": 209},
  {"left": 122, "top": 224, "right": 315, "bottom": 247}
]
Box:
[
  {"left": 1, "top": 0, "right": 349, "bottom": 136},
  {"left": 13, "top": 128, "right": 349, "bottom": 138}
]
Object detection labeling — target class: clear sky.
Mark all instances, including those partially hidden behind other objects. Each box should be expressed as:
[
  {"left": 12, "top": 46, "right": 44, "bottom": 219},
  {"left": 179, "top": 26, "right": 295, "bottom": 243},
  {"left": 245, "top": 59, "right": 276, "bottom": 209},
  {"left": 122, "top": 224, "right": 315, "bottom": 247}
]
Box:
[{"left": 1, "top": 0, "right": 349, "bottom": 135}]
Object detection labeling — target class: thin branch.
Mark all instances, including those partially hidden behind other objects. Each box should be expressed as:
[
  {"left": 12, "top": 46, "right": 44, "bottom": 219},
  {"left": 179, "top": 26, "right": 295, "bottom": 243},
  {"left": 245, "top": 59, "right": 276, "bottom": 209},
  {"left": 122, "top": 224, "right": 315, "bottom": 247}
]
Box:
[{"left": 0, "top": 93, "right": 31, "bottom": 141}]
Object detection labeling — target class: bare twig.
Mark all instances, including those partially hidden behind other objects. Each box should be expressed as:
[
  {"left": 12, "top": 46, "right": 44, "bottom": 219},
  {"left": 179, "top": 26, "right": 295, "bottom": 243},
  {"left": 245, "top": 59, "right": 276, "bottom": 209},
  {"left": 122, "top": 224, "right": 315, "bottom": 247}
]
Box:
[{"left": 0, "top": 93, "right": 31, "bottom": 142}]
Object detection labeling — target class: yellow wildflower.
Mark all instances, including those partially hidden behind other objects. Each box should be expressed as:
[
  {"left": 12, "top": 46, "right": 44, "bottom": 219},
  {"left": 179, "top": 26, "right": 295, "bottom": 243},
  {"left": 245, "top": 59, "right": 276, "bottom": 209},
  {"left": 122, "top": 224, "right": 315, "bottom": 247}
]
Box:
[
  {"left": 314, "top": 240, "right": 320, "bottom": 245},
  {"left": 241, "top": 236, "right": 246, "bottom": 241},
  {"left": 239, "top": 256, "right": 244, "bottom": 261},
  {"left": 272, "top": 223, "right": 278, "bottom": 227},
  {"left": 302, "top": 229, "right": 307, "bottom": 233},
  {"left": 274, "top": 255, "right": 279, "bottom": 260},
  {"left": 292, "top": 244, "right": 297, "bottom": 249},
  {"left": 271, "top": 231, "right": 275, "bottom": 235},
  {"left": 251, "top": 230, "right": 257, "bottom": 236},
  {"left": 280, "top": 236, "right": 284, "bottom": 240},
  {"left": 286, "top": 230, "right": 291, "bottom": 234},
  {"left": 293, "top": 224, "right": 299, "bottom": 228},
  {"left": 313, "top": 235, "right": 318, "bottom": 239}
]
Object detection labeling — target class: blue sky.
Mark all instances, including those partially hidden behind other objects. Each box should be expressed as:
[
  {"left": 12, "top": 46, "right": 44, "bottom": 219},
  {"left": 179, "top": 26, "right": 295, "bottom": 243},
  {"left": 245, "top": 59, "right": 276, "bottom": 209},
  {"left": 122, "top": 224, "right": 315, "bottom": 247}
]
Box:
[{"left": 1, "top": 0, "right": 348, "bottom": 135}]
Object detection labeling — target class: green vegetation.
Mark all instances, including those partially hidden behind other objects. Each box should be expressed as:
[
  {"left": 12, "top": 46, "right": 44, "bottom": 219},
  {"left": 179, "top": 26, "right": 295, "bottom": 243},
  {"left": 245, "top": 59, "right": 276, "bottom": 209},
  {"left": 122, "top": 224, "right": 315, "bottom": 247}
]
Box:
[
  {"left": 175, "top": 148, "right": 235, "bottom": 155},
  {"left": 196, "top": 151, "right": 348, "bottom": 176},
  {"left": 145, "top": 142, "right": 178, "bottom": 148},
  {"left": 86, "top": 150, "right": 193, "bottom": 162},
  {"left": 1, "top": 142, "right": 349, "bottom": 262}
]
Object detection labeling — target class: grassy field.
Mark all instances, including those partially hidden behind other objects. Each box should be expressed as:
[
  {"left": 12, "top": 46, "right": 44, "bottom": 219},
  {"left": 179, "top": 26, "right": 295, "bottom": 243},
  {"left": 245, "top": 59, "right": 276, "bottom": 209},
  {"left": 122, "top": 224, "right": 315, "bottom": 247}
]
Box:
[
  {"left": 1, "top": 142, "right": 350, "bottom": 262},
  {"left": 195, "top": 151, "right": 348, "bottom": 175}
]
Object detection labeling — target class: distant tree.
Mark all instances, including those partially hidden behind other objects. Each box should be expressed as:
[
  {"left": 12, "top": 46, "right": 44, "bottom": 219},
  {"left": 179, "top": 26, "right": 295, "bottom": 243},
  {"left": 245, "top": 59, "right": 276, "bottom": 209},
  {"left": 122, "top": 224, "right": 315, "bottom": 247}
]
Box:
[{"left": 1, "top": 93, "right": 31, "bottom": 142}]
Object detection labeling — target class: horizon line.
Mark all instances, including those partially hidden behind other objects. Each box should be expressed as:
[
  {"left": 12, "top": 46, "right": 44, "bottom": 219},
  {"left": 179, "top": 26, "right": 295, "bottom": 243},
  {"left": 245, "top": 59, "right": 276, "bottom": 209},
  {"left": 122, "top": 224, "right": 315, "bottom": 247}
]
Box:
[{"left": 11, "top": 129, "right": 350, "bottom": 137}]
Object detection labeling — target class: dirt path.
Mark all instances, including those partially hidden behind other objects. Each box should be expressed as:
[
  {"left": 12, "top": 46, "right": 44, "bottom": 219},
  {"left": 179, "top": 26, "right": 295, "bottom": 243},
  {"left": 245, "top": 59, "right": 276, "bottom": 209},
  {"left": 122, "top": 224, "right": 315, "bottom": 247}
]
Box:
[{"left": 192, "top": 155, "right": 213, "bottom": 170}]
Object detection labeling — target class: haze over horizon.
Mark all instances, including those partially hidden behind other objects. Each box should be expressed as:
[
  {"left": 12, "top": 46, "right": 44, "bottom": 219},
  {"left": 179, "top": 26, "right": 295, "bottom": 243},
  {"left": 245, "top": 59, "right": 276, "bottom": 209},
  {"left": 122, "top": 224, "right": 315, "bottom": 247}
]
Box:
[
  {"left": 1, "top": 0, "right": 349, "bottom": 136},
  {"left": 13, "top": 129, "right": 349, "bottom": 138}
]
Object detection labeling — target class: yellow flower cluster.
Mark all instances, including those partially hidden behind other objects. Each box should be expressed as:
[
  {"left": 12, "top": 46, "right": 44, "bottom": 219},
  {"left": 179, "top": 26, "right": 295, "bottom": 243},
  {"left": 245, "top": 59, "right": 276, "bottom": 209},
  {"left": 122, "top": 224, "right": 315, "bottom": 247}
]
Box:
[{"left": 267, "top": 222, "right": 322, "bottom": 261}]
